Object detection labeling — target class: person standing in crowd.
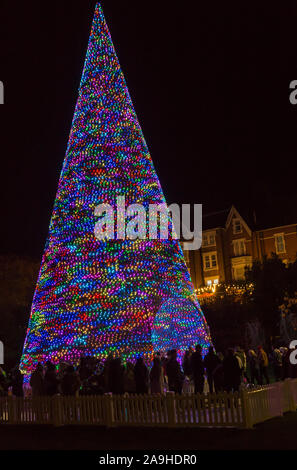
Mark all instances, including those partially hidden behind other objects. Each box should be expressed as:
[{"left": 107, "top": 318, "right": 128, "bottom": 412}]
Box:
[
  {"left": 190, "top": 344, "right": 205, "bottom": 394},
  {"left": 160, "top": 354, "right": 167, "bottom": 370},
  {"left": 257, "top": 346, "right": 270, "bottom": 384},
  {"left": 182, "top": 349, "right": 193, "bottom": 393},
  {"left": 150, "top": 356, "right": 164, "bottom": 394},
  {"left": 235, "top": 346, "right": 247, "bottom": 381},
  {"left": 44, "top": 363, "right": 60, "bottom": 396},
  {"left": 272, "top": 347, "right": 283, "bottom": 381},
  {"left": 290, "top": 344, "right": 297, "bottom": 378},
  {"left": 86, "top": 363, "right": 105, "bottom": 395},
  {"left": 223, "top": 348, "right": 241, "bottom": 392},
  {"left": 78, "top": 357, "right": 91, "bottom": 382},
  {"left": 61, "top": 365, "right": 81, "bottom": 396},
  {"left": 212, "top": 352, "right": 224, "bottom": 392},
  {"left": 163, "top": 351, "right": 171, "bottom": 371},
  {"left": 203, "top": 346, "right": 220, "bottom": 393},
  {"left": 57, "top": 362, "right": 68, "bottom": 383},
  {"left": 124, "top": 362, "right": 136, "bottom": 394},
  {"left": 109, "top": 358, "right": 125, "bottom": 395},
  {"left": 165, "top": 349, "right": 184, "bottom": 394},
  {"left": 281, "top": 347, "right": 290, "bottom": 379},
  {"left": 182, "top": 350, "right": 192, "bottom": 378},
  {"left": 247, "top": 349, "right": 260, "bottom": 384},
  {"left": 234, "top": 351, "right": 242, "bottom": 370},
  {"left": 30, "top": 363, "right": 44, "bottom": 397},
  {"left": 160, "top": 354, "right": 169, "bottom": 392},
  {"left": 102, "top": 353, "right": 113, "bottom": 392},
  {"left": 134, "top": 357, "right": 149, "bottom": 394}
]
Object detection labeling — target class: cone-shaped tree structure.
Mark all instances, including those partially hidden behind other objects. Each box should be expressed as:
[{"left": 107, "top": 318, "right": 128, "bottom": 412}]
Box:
[{"left": 20, "top": 3, "right": 211, "bottom": 375}]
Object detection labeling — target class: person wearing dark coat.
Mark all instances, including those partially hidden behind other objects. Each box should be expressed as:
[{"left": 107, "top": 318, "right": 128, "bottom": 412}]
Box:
[
  {"left": 102, "top": 354, "right": 113, "bottom": 392},
  {"left": 203, "top": 346, "right": 220, "bottom": 393},
  {"left": 85, "top": 361, "right": 105, "bottom": 395},
  {"left": 247, "top": 350, "right": 260, "bottom": 384},
  {"left": 44, "top": 363, "right": 60, "bottom": 396},
  {"left": 87, "top": 370, "right": 105, "bottom": 395},
  {"left": 190, "top": 344, "right": 205, "bottom": 394},
  {"left": 182, "top": 350, "right": 192, "bottom": 378},
  {"left": 30, "top": 363, "right": 44, "bottom": 396},
  {"left": 165, "top": 349, "right": 184, "bottom": 394},
  {"left": 212, "top": 352, "right": 224, "bottom": 392},
  {"left": 150, "top": 357, "right": 163, "bottom": 394},
  {"left": 223, "top": 348, "right": 241, "bottom": 392},
  {"left": 61, "top": 366, "right": 81, "bottom": 396},
  {"left": 289, "top": 345, "right": 297, "bottom": 378},
  {"left": 78, "top": 357, "right": 92, "bottom": 382},
  {"left": 271, "top": 348, "right": 283, "bottom": 381},
  {"left": 134, "top": 357, "right": 149, "bottom": 394},
  {"left": 109, "top": 358, "right": 125, "bottom": 395},
  {"left": 282, "top": 348, "right": 291, "bottom": 380}
]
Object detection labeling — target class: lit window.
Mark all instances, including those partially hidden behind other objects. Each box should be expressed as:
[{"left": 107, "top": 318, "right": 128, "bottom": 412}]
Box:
[
  {"left": 213, "top": 278, "right": 219, "bottom": 284},
  {"left": 203, "top": 252, "right": 217, "bottom": 270},
  {"left": 233, "top": 240, "right": 246, "bottom": 256},
  {"left": 233, "top": 219, "right": 242, "bottom": 234},
  {"left": 206, "top": 279, "right": 212, "bottom": 286},
  {"left": 209, "top": 234, "right": 215, "bottom": 245},
  {"left": 204, "top": 255, "right": 210, "bottom": 269},
  {"left": 275, "top": 234, "right": 285, "bottom": 254},
  {"left": 202, "top": 233, "right": 216, "bottom": 246}
]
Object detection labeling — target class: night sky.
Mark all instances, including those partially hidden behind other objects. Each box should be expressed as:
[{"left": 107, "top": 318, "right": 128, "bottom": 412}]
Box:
[{"left": 0, "top": 0, "right": 297, "bottom": 258}]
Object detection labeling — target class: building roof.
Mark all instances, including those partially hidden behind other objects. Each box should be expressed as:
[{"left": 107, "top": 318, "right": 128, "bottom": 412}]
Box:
[
  {"left": 202, "top": 205, "right": 297, "bottom": 233},
  {"left": 202, "top": 208, "right": 230, "bottom": 231}
]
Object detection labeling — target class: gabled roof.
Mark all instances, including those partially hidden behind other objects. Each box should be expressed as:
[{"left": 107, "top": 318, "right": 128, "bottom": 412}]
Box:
[
  {"left": 201, "top": 205, "right": 296, "bottom": 234},
  {"left": 225, "top": 205, "right": 252, "bottom": 236}
]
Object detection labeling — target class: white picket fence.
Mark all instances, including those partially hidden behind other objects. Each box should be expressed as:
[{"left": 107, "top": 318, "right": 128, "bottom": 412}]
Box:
[
  {"left": 245, "top": 378, "right": 297, "bottom": 427},
  {"left": 0, "top": 378, "right": 296, "bottom": 429}
]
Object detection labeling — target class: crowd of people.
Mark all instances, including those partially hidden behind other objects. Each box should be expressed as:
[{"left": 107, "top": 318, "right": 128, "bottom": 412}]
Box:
[{"left": 0, "top": 343, "right": 296, "bottom": 398}]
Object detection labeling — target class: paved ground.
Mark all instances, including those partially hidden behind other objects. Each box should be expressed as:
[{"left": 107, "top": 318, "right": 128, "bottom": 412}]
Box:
[{"left": 0, "top": 412, "right": 297, "bottom": 450}]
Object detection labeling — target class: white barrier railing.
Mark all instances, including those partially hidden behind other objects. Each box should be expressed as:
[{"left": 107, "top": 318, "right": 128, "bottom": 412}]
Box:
[
  {"left": 0, "top": 379, "right": 296, "bottom": 428},
  {"left": 243, "top": 385, "right": 282, "bottom": 426},
  {"left": 239, "top": 379, "right": 297, "bottom": 428}
]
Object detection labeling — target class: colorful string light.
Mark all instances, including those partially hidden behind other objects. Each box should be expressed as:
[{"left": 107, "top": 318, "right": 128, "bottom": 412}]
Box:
[{"left": 20, "top": 3, "right": 211, "bottom": 376}]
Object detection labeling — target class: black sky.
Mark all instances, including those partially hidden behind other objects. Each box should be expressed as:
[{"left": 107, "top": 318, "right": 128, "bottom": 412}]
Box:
[{"left": 0, "top": 0, "right": 297, "bottom": 258}]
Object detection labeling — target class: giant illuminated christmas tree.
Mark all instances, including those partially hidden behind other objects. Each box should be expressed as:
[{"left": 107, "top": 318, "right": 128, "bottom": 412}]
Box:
[{"left": 20, "top": 3, "right": 211, "bottom": 375}]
